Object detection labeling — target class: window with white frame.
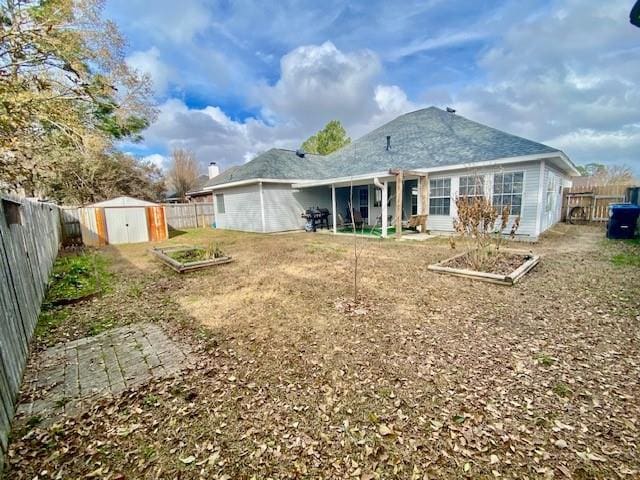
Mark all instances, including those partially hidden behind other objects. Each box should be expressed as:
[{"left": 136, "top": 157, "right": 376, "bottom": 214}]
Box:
[
  {"left": 411, "top": 187, "right": 418, "bottom": 215},
  {"left": 492, "top": 172, "right": 523, "bottom": 215},
  {"left": 429, "top": 178, "right": 451, "bottom": 216},
  {"left": 216, "top": 193, "right": 226, "bottom": 214},
  {"left": 459, "top": 175, "right": 485, "bottom": 199},
  {"left": 546, "top": 174, "right": 556, "bottom": 212}
]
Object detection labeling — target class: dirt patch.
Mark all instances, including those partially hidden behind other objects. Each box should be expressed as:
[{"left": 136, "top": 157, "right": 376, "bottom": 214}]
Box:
[{"left": 442, "top": 250, "right": 531, "bottom": 275}]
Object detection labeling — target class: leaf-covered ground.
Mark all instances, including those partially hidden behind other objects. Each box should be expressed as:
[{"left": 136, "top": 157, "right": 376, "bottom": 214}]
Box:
[{"left": 7, "top": 224, "right": 640, "bottom": 479}]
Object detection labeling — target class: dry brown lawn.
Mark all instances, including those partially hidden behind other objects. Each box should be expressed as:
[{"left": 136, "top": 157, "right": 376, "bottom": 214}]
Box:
[{"left": 7, "top": 224, "right": 640, "bottom": 479}]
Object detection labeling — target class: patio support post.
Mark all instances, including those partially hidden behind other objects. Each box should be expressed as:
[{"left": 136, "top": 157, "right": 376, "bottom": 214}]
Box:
[
  {"left": 331, "top": 184, "right": 337, "bottom": 233},
  {"left": 419, "top": 174, "right": 428, "bottom": 232},
  {"left": 395, "top": 171, "right": 403, "bottom": 239},
  {"left": 381, "top": 181, "right": 388, "bottom": 238}
]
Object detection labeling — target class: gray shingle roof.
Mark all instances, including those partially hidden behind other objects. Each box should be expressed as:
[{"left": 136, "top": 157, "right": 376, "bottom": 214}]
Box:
[
  {"left": 204, "top": 150, "right": 326, "bottom": 188},
  {"left": 206, "top": 107, "right": 561, "bottom": 188}
]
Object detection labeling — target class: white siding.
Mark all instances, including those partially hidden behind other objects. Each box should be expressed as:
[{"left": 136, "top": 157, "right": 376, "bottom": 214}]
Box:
[
  {"left": 214, "top": 184, "right": 263, "bottom": 232},
  {"left": 425, "top": 160, "right": 543, "bottom": 239},
  {"left": 213, "top": 183, "right": 331, "bottom": 233},
  {"left": 537, "top": 163, "right": 571, "bottom": 235},
  {"left": 262, "top": 184, "right": 331, "bottom": 232}
]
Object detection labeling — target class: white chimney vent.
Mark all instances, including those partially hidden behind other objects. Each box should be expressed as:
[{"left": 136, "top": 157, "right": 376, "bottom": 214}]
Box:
[{"left": 208, "top": 162, "right": 220, "bottom": 179}]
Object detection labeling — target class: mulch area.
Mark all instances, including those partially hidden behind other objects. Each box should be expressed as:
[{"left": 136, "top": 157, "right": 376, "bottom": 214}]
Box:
[{"left": 6, "top": 224, "right": 640, "bottom": 479}]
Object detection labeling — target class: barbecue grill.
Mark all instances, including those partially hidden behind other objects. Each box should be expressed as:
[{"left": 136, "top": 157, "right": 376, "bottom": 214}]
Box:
[{"left": 302, "top": 207, "right": 331, "bottom": 232}]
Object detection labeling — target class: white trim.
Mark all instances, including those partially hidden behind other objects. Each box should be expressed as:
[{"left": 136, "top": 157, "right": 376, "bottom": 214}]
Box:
[
  {"left": 534, "top": 160, "right": 545, "bottom": 237},
  {"left": 382, "top": 181, "right": 388, "bottom": 238},
  {"left": 294, "top": 171, "right": 393, "bottom": 189},
  {"left": 331, "top": 184, "right": 337, "bottom": 233},
  {"left": 204, "top": 178, "right": 308, "bottom": 191},
  {"left": 259, "top": 181, "right": 266, "bottom": 233}
]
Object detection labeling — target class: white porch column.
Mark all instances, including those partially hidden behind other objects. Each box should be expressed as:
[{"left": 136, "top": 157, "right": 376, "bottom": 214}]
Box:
[
  {"left": 381, "top": 181, "right": 388, "bottom": 238},
  {"left": 331, "top": 184, "right": 337, "bottom": 233}
]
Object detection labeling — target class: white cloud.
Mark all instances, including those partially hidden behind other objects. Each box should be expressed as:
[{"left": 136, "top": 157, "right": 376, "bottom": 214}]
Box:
[
  {"left": 141, "top": 153, "right": 169, "bottom": 170},
  {"left": 450, "top": 0, "right": 640, "bottom": 168},
  {"left": 141, "top": 42, "right": 418, "bottom": 170},
  {"left": 257, "top": 41, "right": 383, "bottom": 132},
  {"left": 123, "top": 0, "right": 212, "bottom": 45},
  {"left": 126, "top": 47, "right": 173, "bottom": 95}
]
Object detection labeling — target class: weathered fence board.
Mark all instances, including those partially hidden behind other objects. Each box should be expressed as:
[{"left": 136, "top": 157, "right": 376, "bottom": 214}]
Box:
[
  {"left": 60, "top": 206, "right": 81, "bottom": 244},
  {"left": 0, "top": 197, "right": 61, "bottom": 472},
  {"left": 163, "top": 203, "right": 214, "bottom": 230},
  {"left": 562, "top": 184, "right": 632, "bottom": 222}
]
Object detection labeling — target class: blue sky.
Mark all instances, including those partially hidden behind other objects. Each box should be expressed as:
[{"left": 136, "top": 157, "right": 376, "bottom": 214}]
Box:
[{"left": 106, "top": 0, "right": 640, "bottom": 174}]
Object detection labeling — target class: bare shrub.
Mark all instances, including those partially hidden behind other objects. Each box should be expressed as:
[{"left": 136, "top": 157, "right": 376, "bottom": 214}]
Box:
[{"left": 451, "top": 196, "right": 520, "bottom": 271}]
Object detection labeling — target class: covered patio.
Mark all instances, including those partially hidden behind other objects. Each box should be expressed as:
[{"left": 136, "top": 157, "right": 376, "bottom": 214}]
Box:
[{"left": 295, "top": 169, "right": 430, "bottom": 239}]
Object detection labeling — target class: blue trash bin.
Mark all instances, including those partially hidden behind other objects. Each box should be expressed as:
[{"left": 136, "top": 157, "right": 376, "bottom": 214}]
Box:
[{"left": 606, "top": 203, "right": 640, "bottom": 239}]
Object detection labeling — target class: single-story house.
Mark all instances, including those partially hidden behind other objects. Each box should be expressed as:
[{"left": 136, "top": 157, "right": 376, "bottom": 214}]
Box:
[{"left": 202, "top": 107, "right": 579, "bottom": 240}]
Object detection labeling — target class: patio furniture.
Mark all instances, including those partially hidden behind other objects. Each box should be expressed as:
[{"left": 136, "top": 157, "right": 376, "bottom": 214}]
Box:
[{"left": 343, "top": 209, "right": 364, "bottom": 230}]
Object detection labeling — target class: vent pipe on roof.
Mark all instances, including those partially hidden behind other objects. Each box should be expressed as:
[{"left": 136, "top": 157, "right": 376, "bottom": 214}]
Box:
[
  {"left": 446, "top": 107, "right": 456, "bottom": 114},
  {"left": 208, "top": 161, "right": 220, "bottom": 179},
  {"left": 296, "top": 149, "right": 305, "bottom": 158},
  {"left": 386, "top": 135, "right": 391, "bottom": 151}
]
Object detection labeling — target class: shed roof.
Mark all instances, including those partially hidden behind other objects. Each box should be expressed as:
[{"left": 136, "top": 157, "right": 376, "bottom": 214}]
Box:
[
  {"left": 206, "top": 107, "right": 571, "bottom": 189},
  {"left": 88, "top": 196, "right": 158, "bottom": 207}
]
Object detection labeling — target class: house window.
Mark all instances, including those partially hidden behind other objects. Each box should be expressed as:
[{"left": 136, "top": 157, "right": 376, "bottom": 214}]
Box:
[
  {"left": 546, "top": 174, "right": 556, "bottom": 212},
  {"left": 358, "top": 187, "right": 369, "bottom": 221},
  {"left": 411, "top": 187, "right": 418, "bottom": 215},
  {"left": 429, "top": 178, "right": 451, "bottom": 216},
  {"left": 459, "top": 175, "right": 485, "bottom": 199},
  {"left": 492, "top": 172, "right": 523, "bottom": 215},
  {"left": 216, "top": 193, "right": 225, "bottom": 214}
]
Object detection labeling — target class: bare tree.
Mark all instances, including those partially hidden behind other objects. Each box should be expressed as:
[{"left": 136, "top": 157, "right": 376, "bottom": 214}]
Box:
[
  {"left": 348, "top": 178, "right": 366, "bottom": 302},
  {"left": 167, "top": 149, "right": 201, "bottom": 201}
]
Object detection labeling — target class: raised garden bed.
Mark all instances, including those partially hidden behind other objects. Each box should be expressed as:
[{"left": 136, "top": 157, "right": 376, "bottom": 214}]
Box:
[
  {"left": 150, "top": 246, "right": 233, "bottom": 273},
  {"left": 428, "top": 249, "right": 540, "bottom": 286}
]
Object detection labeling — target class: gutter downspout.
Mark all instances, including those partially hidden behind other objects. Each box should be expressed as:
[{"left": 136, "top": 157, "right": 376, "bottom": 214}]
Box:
[{"left": 373, "top": 177, "right": 388, "bottom": 238}]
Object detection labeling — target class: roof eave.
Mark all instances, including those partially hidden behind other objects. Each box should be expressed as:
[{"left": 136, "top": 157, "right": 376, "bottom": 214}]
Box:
[{"left": 203, "top": 178, "right": 310, "bottom": 191}]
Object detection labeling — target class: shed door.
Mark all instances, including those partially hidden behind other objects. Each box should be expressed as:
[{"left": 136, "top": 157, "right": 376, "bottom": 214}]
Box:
[
  {"left": 125, "top": 208, "right": 149, "bottom": 243},
  {"left": 105, "top": 208, "right": 149, "bottom": 244}
]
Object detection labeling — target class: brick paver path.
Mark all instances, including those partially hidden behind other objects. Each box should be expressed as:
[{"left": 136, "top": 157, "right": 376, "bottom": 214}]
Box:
[{"left": 18, "top": 323, "right": 193, "bottom": 421}]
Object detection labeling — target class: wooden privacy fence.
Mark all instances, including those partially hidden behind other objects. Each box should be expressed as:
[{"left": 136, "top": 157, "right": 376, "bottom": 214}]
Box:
[
  {"left": 0, "top": 197, "right": 61, "bottom": 471},
  {"left": 60, "top": 206, "right": 81, "bottom": 245},
  {"left": 562, "top": 184, "right": 630, "bottom": 222},
  {"left": 163, "top": 203, "right": 215, "bottom": 230}
]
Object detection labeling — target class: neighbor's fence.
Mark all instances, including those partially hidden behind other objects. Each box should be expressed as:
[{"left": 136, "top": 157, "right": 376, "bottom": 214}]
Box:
[
  {"left": 0, "top": 196, "right": 61, "bottom": 471},
  {"left": 163, "top": 203, "right": 214, "bottom": 230},
  {"left": 562, "top": 184, "right": 630, "bottom": 222},
  {"left": 60, "top": 206, "right": 82, "bottom": 245}
]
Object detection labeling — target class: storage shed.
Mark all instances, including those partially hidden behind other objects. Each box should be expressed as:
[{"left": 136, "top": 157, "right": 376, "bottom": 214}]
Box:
[{"left": 79, "top": 196, "right": 168, "bottom": 246}]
